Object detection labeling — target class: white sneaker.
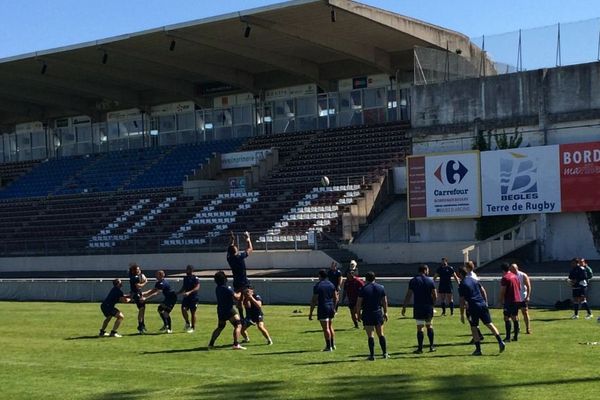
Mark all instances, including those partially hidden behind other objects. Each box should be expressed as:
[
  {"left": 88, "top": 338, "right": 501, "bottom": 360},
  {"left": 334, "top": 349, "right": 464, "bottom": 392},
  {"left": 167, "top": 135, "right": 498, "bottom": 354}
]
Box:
[
  {"left": 110, "top": 332, "right": 122, "bottom": 338},
  {"left": 585, "top": 314, "right": 594, "bottom": 320},
  {"left": 571, "top": 314, "right": 579, "bottom": 319},
  {"left": 166, "top": 329, "right": 173, "bottom": 334},
  {"left": 184, "top": 323, "right": 191, "bottom": 331},
  {"left": 186, "top": 327, "right": 194, "bottom": 333},
  {"left": 267, "top": 338, "right": 273, "bottom": 345},
  {"left": 232, "top": 344, "right": 247, "bottom": 350},
  {"left": 242, "top": 337, "right": 250, "bottom": 343},
  {"left": 159, "top": 325, "right": 168, "bottom": 332}
]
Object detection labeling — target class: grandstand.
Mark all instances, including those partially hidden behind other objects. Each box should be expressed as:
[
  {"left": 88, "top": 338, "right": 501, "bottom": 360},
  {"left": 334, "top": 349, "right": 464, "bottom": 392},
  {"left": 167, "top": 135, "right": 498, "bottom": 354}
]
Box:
[{"left": 0, "top": 0, "right": 598, "bottom": 293}]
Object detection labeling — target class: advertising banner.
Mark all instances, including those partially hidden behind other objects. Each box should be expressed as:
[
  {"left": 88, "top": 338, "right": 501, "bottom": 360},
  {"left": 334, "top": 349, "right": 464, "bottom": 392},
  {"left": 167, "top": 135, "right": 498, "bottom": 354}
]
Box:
[
  {"left": 407, "top": 151, "right": 481, "bottom": 219},
  {"left": 221, "top": 149, "right": 272, "bottom": 169},
  {"left": 560, "top": 141, "right": 600, "bottom": 212},
  {"left": 481, "top": 146, "right": 561, "bottom": 216}
]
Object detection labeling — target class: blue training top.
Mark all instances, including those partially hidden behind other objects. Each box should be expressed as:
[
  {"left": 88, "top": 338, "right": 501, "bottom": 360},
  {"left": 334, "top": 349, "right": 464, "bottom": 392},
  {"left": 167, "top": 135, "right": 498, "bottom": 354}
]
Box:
[
  {"left": 458, "top": 276, "right": 487, "bottom": 309},
  {"left": 409, "top": 275, "right": 435, "bottom": 306},
  {"left": 182, "top": 275, "right": 200, "bottom": 299},
  {"left": 102, "top": 286, "right": 124, "bottom": 309},
  {"left": 358, "top": 282, "right": 386, "bottom": 314},
  {"left": 227, "top": 251, "right": 248, "bottom": 285},
  {"left": 155, "top": 279, "right": 177, "bottom": 303},
  {"left": 216, "top": 284, "right": 235, "bottom": 314},
  {"left": 313, "top": 280, "right": 335, "bottom": 310},
  {"left": 436, "top": 265, "right": 455, "bottom": 285}
]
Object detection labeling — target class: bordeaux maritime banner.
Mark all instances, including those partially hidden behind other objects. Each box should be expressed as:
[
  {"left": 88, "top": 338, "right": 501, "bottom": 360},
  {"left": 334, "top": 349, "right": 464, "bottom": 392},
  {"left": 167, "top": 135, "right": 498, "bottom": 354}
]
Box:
[{"left": 408, "top": 141, "right": 600, "bottom": 219}]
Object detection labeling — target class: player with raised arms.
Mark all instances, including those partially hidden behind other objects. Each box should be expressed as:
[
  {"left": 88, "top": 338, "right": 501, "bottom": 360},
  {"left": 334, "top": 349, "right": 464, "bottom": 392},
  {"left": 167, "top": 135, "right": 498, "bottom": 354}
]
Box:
[
  {"left": 240, "top": 285, "right": 273, "bottom": 345},
  {"left": 179, "top": 265, "right": 200, "bottom": 333},
  {"left": 208, "top": 271, "right": 246, "bottom": 350},
  {"left": 226, "top": 231, "right": 253, "bottom": 317},
  {"left": 99, "top": 278, "right": 131, "bottom": 338},
  {"left": 128, "top": 263, "right": 148, "bottom": 334},
  {"left": 143, "top": 270, "right": 178, "bottom": 334}
]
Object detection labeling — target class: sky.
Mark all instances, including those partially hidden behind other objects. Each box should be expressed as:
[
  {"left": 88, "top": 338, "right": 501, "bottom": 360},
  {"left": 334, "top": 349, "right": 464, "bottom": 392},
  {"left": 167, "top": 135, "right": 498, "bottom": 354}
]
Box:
[{"left": 0, "top": 0, "right": 599, "bottom": 67}]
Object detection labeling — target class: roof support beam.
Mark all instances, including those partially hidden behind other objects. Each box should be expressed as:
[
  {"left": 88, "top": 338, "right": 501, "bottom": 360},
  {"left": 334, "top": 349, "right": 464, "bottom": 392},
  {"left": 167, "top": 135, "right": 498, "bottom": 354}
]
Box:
[
  {"left": 104, "top": 43, "right": 256, "bottom": 94},
  {"left": 245, "top": 15, "right": 392, "bottom": 73},
  {"left": 167, "top": 31, "right": 322, "bottom": 85}
]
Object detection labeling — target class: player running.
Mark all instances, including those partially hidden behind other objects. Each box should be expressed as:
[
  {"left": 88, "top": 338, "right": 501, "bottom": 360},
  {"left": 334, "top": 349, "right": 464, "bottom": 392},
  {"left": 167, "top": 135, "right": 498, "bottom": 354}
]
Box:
[
  {"left": 356, "top": 271, "right": 389, "bottom": 360},
  {"left": 433, "top": 257, "right": 459, "bottom": 316},
  {"left": 128, "top": 263, "right": 148, "bottom": 334},
  {"left": 240, "top": 286, "right": 273, "bottom": 345},
  {"left": 99, "top": 278, "right": 130, "bottom": 338},
  {"left": 208, "top": 271, "right": 246, "bottom": 350},
  {"left": 143, "top": 270, "right": 178, "bottom": 334},
  {"left": 179, "top": 265, "right": 200, "bottom": 333},
  {"left": 458, "top": 266, "right": 506, "bottom": 356},
  {"left": 402, "top": 264, "right": 437, "bottom": 353},
  {"left": 309, "top": 269, "right": 338, "bottom": 351}
]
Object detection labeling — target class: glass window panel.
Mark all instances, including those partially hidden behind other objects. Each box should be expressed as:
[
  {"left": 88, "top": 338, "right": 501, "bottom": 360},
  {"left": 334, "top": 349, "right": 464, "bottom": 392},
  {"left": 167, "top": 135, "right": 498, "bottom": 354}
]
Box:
[{"left": 177, "top": 112, "right": 195, "bottom": 131}]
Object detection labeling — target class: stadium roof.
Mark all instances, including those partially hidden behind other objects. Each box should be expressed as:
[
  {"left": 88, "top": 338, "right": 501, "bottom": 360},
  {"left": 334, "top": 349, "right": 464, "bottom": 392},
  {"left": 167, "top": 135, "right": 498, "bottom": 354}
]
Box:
[{"left": 0, "top": 0, "right": 486, "bottom": 127}]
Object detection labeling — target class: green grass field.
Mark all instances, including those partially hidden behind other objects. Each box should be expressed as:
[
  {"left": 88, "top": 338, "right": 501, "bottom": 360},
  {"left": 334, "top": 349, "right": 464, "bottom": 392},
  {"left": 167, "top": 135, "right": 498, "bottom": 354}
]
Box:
[{"left": 1, "top": 302, "right": 600, "bottom": 399}]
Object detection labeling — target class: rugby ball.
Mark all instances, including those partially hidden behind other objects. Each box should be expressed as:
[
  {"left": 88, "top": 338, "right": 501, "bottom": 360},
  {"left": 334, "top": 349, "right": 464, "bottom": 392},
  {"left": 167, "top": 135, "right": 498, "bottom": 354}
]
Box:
[{"left": 321, "top": 176, "right": 330, "bottom": 187}]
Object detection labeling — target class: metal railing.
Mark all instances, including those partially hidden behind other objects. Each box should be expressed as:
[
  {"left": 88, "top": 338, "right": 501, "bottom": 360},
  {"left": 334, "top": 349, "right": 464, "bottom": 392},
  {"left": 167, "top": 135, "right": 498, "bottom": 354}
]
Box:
[{"left": 462, "top": 217, "right": 538, "bottom": 268}]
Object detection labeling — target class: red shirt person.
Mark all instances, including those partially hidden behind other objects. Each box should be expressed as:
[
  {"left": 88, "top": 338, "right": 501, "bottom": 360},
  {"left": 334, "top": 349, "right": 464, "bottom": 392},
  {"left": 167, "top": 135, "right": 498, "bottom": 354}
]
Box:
[
  {"left": 341, "top": 270, "right": 365, "bottom": 329},
  {"left": 499, "top": 262, "right": 522, "bottom": 342}
]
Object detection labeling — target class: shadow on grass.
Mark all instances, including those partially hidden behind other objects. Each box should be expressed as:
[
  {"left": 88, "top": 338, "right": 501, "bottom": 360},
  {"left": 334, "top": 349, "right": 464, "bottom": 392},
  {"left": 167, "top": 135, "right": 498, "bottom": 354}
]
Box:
[
  {"left": 252, "top": 349, "right": 315, "bottom": 356},
  {"left": 140, "top": 346, "right": 211, "bottom": 355},
  {"left": 302, "top": 328, "right": 353, "bottom": 333},
  {"left": 65, "top": 335, "right": 103, "bottom": 340},
  {"left": 89, "top": 389, "right": 149, "bottom": 400}
]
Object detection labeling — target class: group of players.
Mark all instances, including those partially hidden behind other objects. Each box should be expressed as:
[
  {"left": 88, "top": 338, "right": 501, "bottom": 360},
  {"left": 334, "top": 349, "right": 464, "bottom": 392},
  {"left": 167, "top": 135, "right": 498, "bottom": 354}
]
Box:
[
  {"left": 100, "top": 232, "right": 271, "bottom": 349},
  {"left": 99, "top": 231, "right": 593, "bottom": 359}
]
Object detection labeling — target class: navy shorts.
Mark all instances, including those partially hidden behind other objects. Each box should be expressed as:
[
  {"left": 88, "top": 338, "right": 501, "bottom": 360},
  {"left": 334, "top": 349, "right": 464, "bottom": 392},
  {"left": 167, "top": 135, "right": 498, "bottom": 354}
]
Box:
[
  {"left": 244, "top": 313, "right": 264, "bottom": 325},
  {"left": 362, "top": 310, "right": 384, "bottom": 326},
  {"left": 413, "top": 305, "right": 434, "bottom": 321},
  {"left": 101, "top": 304, "right": 120, "bottom": 318},
  {"left": 317, "top": 305, "right": 335, "bottom": 321},
  {"left": 218, "top": 306, "right": 238, "bottom": 321},
  {"left": 438, "top": 283, "right": 453, "bottom": 294},
  {"left": 132, "top": 292, "right": 145, "bottom": 309},
  {"left": 469, "top": 304, "right": 492, "bottom": 326},
  {"left": 181, "top": 296, "right": 198, "bottom": 311},
  {"left": 516, "top": 301, "right": 529, "bottom": 309},
  {"left": 158, "top": 301, "right": 176, "bottom": 313},
  {"left": 503, "top": 303, "right": 519, "bottom": 317},
  {"left": 573, "top": 287, "right": 587, "bottom": 298}
]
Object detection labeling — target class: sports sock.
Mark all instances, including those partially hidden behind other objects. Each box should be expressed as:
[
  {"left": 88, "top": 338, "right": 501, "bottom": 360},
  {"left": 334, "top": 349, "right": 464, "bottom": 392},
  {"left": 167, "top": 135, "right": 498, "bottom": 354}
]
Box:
[
  {"left": 513, "top": 320, "right": 520, "bottom": 340},
  {"left": 449, "top": 301, "right": 454, "bottom": 315},
  {"left": 417, "top": 331, "right": 424, "bottom": 350},
  {"left": 494, "top": 334, "right": 503, "bottom": 343},
  {"left": 441, "top": 302, "right": 446, "bottom": 314},
  {"left": 379, "top": 336, "right": 387, "bottom": 354},
  {"left": 427, "top": 327, "right": 434, "bottom": 347},
  {"left": 331, "top": 337, "right": 335, "bottom": 348},
  {"left": 368, "top": 337, "right": 375, "bottom": 356},
  {"left": 582, "top": 301, "right": 592, "bottom": 314},
  {"left": 477, "top": 327, "right": 484, "bottom": 340},
  {"left": 475, "top": 341, "right": 481, "bottom": 352},
  {"left": 573, "top": 303, "right": 580, "bottom": 315},
  {"left": 504, "top": 320, "right": 511, "bottom": 338},
  {"left": 166, "top": 316, "right": 172, "bottom": 329}
]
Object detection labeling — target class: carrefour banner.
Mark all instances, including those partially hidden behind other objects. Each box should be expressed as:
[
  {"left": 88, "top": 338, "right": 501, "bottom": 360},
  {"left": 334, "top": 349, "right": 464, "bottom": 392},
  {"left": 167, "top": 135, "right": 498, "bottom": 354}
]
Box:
[
  {"left": 560, "top": 141, "right": 600, "bottom": 212},
  {"left": 481, "top": 146, "right": 561, "bottom": 216},
  {"left": 407, "top": 151, "right": 481, "bottom": 219}
]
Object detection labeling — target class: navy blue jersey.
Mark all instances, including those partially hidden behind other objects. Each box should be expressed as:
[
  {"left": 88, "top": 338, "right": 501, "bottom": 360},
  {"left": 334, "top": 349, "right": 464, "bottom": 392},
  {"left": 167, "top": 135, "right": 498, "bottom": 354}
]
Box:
[
  {"left": 313, "top": 280, "right": 336, "bottom": 309},
  {"left": 245, "top": 293, "right": 264, "bottom": 321},
  {"left": 129, "top": 273, "right": 144, "bottom": 294},
  {"left": 327, "top": 269, "right": 342, "bottom": 290},
  {"left": 458, "top": 276, "right": 487, "bottom": 309},
  {"left": 102, "top": 286, "right": 124, "bottom": 309},
  {"left": 436, "top": 265, "right": 455, "bottom": 285},
  {"left": 358, "top": 282, "right": 386, "bottom": 314},
  {"left": 408, "top": 275, "right": 435, "bottom": 306},
  {"left": 182, "top": 275, "right": 200, "bottom": 298},
  {"left": 216, "top": 284, "right": 235, "bottom": 314},
  {"left": 227, "top": 251, "right": 248, "bottom": 285},
  {"left": 155, "top": 279, "right": 177, "bottom": 303},
  {"left": 569, "top": 267, "right": 588, "bottom": 288}
]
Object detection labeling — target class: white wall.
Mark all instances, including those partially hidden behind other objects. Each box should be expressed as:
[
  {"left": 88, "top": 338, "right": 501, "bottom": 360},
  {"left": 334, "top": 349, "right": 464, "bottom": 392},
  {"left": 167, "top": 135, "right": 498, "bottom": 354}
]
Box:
[
  {"left": 347, "top": 241, "right": 473, "bottom": 264},
  {"left": 545, "top": 213, "right": 599, "bottom": 260}
]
